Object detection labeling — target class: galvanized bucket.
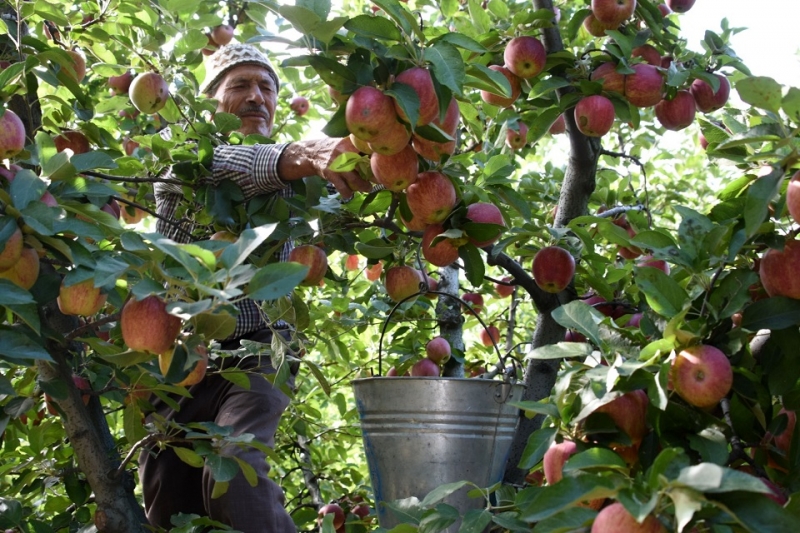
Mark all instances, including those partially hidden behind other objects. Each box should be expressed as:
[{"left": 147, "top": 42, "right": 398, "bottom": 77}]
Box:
[{"left": 352, "top": 377, "right": 523, "bottom": 531}]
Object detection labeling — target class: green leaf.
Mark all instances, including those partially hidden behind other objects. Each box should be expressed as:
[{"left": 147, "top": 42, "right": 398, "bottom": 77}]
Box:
[
  {"left": 518, "top": 427, "right": 557, "bottom": 470},
  {"left": 510, "top": 400, "right": 559, "bottom": 419},
  {"left": 516, "top": 476, "right": 616, "bottom": 522},
  {"left": 527, "top": 108, "right": 563, "bottom": 145},
  {"left": 344, "top": 14, "right": 402, "bottom": 41},
  {"left": 219, "top": 224, "right": 278, "bottom": 269},
  {"left": 424, "top": 41, "right": 465, "bottom": 96},
  {"left": 247, "top": 262, "right": 308, "bottom": 301},
  {"left": 431, "top": 32, "right": 487, "bottom": 53},
  {"left": 205, "top": 454, "right": 239, "bottom": 482},
  {"left": 736, "top": 76, "right": 783, "bottom": 114},
  {"left": 744, "top": 167, "right": 782, "bottom": 238},
  {"left": 458, "top": 244, "right": 485, "bottom": 287},
  {"left": 278, "top": 5, "right": 321, "bottom": 35},
  {"left": 303, "top": 359, "right": 331, "bottom": 396},
  {"left": 741, "top": 297, "right": 800, "bottom": 331},
  {"left": 386, "top": 82, "right": 420, "bottom": 129},
  {"left": 709, "top": 492, "right": 799, "bottom": 533},
  {"left": 467, "top": 0, "right": 491, "bottom": 34},
  {"left": 551, "top": 300, "right": 604, "bottom": 346},
  {"left": 233, "top": 457, "right": 259, "bottom": 487},
  {"left": 174, "top": 447, "right": 205, "bottom": 468},
  {"left": 676, "top": 463, "right": 771, "bottom": 494},
  {"left": 459, "top": 509, "right": 493, "bottom": 533},
  {"left": 527, "top": 342, "right": 593, "bottom": 360},
  {"left": 219, "top": 371, "right": 251, "bottom": 390},
  {"left": 355, "top": 238, "right": 396, "bottom": 259},
  {"left": 531, "top": 507, "right": 597, "bottom": 533},
  {"left": 0, "top": 328, "right": 52, "bottom": 361},
  {"left": 420, "top": 481, "right": 469, "bottom": 507},
  {"left": 634, "top": 266, "right": 688, "bottom": 317},
  {"left": 563, "top": 448, "right": 629, "bottom": 473},
  {"left": 782, "top": 87, "right": 800, "bottom": 123}
]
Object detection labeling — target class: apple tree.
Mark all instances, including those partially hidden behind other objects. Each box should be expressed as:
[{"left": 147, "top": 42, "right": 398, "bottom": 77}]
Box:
[{"left": 2, "top": 0, "right": 800, "bottom": 532}]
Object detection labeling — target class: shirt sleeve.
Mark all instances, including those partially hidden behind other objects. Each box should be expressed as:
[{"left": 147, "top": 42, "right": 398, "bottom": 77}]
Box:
[{"left": 209, "top": 143, "right": 291, "bottom": 199}]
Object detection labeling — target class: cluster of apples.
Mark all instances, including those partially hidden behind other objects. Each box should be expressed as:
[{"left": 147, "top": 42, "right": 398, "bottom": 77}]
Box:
[{"left": 757, "top": 173, "right": 800, "bottom": 303}]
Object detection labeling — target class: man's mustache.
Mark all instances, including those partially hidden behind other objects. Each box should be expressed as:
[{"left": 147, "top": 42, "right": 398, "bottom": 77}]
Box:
[{"left": 237, "top": 106, "right": 271, "bottom": 121}]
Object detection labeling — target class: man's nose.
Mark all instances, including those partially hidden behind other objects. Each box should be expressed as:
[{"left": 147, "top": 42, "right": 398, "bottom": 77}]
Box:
[{"left": 247, "top": 85, "right": 264, "bottom": 105}]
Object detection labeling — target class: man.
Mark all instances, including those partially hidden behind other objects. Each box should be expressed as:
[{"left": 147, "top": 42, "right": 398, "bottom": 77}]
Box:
[{"left": 139, "top": 43, "right": 371, "bottom": 532}]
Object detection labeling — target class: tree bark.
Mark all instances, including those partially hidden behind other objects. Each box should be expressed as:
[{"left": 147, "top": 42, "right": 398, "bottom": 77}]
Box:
[{"left": 438, "top": 265, "right": 465, "bottom": 377}]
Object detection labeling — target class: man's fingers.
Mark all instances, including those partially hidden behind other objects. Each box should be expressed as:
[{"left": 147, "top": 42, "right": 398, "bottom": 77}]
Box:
[
  {"left": 327, "top": 175, "right": 355, "bottom": 200},
  {"left": 344, "top": 171, "right": 372, "bottom": 193}
]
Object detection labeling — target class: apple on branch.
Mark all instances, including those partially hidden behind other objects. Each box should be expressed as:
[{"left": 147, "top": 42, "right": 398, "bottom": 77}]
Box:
[
  {"left": 758, "top": 239, "right": 800, "bottom": 299},
  {"left": 690, "top": 74, "right": 730, "bottom": 113},
  {"left": 503, "top": 36, "right": 546, "bottom": 80},
  {"left": 57, "top": 278, "right": 107, "bottom": 316},
  {"left": 574, "top": 95, "right": 615, "bottom": 137},
  {"left": 480, "top": 325, "right": 500, "bottom": 347},
  {"left": 462, "top": 292, "right": 484, "bottom": 314},
  {"left": 0, "top": 224, "right": 23, "bottom": 271},
  {"left": 317, "top": 503, "right": 345, "bottom": 531},
  {"left": 129, "top": 72, "right": 170, "bottom": 115},
  {"left": 591, "top": 0, "right": 637, "bottom": 28},
  {"left": 370, "top": 144, "right": 419, "bottom": 191},
  {"left": 288, "top": 245, "right": 328, "bottom": 286},
  {"left": 426, "top": 337, "right": 451, "bottom": 365},
  {"left": 666, "top": 0, "right": 695, "bottom": 13},
  {"left": 290, "top": 96, "right": 310, "bottom": 116},
  {"left": 506, "top": 122, "right": 529, "bottom": 150},
  {"left": 405, "top": 171, "right": 457, "bottom": 224},
  {"left": 655, "top": 90, "right": 697, "bottom": 131},
  {"left": 393, "top": 66, "right": 439, "bottom": 126},
  {"left": 421, "top": 224, "right": 461, "bottom": 267},
  {"left": 120, "top": 295, "right": 182, "bottom": 355},
  {"left": 591, "top": 502, "right": 666, "bottom": 533},
  {"left": 671, "top": 344, "right": 733, "bottom": 409},
  {"left": 0, "top": 109, "right": 26, "bottom": 159},
  {"left": 532, "top": 246, "right": 575, "bottom": 293},
  {"left": 480, "top": 65, "right": 521, "bottom": 108},
  {"left": 0, "top": 247, "right": 40, "bottom": 290},
  {"left": 412, "top": 97, "right": 460, "bottom": 161},
  {"left": 465, "top": 202, "right": 506, "bottom": 248},
  {"left": 410, "top": 357, "right": 440, "bottom": 376},
  {"left": 385, "top": 265, "right": 423, "bottom": 302},
  {"left": 345, "top": 86, "right": 399, "bottom": 142}
]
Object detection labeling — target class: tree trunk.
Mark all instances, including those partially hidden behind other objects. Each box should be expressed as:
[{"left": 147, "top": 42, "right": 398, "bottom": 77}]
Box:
[{"left": 438, "top": 265, "right": 465, "bottom": 377}]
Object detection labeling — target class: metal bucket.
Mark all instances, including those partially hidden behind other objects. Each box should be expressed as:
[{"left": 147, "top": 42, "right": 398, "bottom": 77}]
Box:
[{"left": 352, "top": 377, "right": 523, "bottom": 531}]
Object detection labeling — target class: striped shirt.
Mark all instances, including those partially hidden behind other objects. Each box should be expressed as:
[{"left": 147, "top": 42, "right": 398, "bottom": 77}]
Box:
[{"left": 154, "top": 143, "right": 293, "bottom": 340}]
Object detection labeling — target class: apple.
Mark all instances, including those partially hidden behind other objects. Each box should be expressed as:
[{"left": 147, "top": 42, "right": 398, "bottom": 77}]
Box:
[
  {"left": 385, "top": 265, "right": 423, "bottom": 302},
  {"left": 480, "top": 325, "right": 500, "bottom": 347},
  {"left": 422, "top": 224, "right": 460, "bottom": 267},
  {"left": 655, "top": 90, "right": 696, "bottom": 131},
  {"left": 420, "top": 270, "right": 438, "bottom": 297},
  {"left": 583, "top": 294, "right": 628, "bottom": 319},
  {"left": 632, "top": 44, "right": 661, "bottom": 66},
  {"left": 574, "top": 95, "right": 615, "bottom": 137},
  {"left": 64, "top": 50, "right": 86, "bottom": 83},
  {"left": 405, "top": 171, "right": 457, "bottom": 224},
  {"left": 0, "top": 225, "right": 23, "bottom": 271},
  {"left": 0, "top": 247, "right": 39, "bottom": 290},
  {"left": 480, "top": 65, "right": 521, "bottom": 108},
  {"left": 0, "top": 110, "right": 26, "bottom": 158},
  {"left": 318, "top": 503, "right": 345, "bottom": 530},
  {"left": 329, "top": 85, "right": 348, "bottom": 105},
  {"left": 787, "top": 171, "right": 800, "bottom": 225},
  {"left": 288, "top": 245, "right": 328, "bottom": 286},
  {"left": 426, "top": 337, "right": 451, "bottom": 365},
  {"left": 122, "top": 136, "right": 139, "bottom": 156},
  {"left": 583, "top": 13, "right": 614, "bottom": 37},
  {"left": 594, "top": 390, "right": 649, "bottom": 445},
  {"left": 690, "top": 74, "right": 730, "bottom": 113},
  {"left": 624, "top": 63, "right": 664, "bottom": 108},
  {"left": 393, "top": 66, "right": 439, "bottom": 126},
  {"left": 592, "top": 502, "right": 666, "bottom": 533},
  {"left": 548, "top": 114, "right": 566, "bottom": 135},
  {"left": 54, "top": 130, "right": 91, "bottom": 154},
  {"left": 532, "top": 246, "right": 574, "bottom": 293},
  {"left": 121, "top": 204, "right": 147, "bottom": 224},
  {"left": 370, "top": 144, "right": 419, "bottom": 191},
  {"left": 462, "top": 292, "right": 484, "bottom": 314},
  {"left": 410, "top": 357, "right": 440, "bottom": 377},
  {"left": 345, "top": 86, "right": 399, "bottom": 141},
  {"left": 762, "top": 478, "right": 788, "bottom": 506},
  {"left": 211, "top": 24, "right": 234, "bottom": 46},
  {"left": 351, "top": 502, "right": 371, "bottom": 522},
  {"left": 565, "top": 330, "right": 587, "bottom": 342},
  {"left": 503, "top": 36, "right": 547, "bottom": 79},
  {"left": 345, "top": 254, "right": 360, "bottom": 271},
  {"left": 671, "top": 344, "right": 733, "bottom": 409},
  {"left": 657, "top": 3, "right": 672, "bottom": 16},
  {"left": 57, "top": 278, "right": 107, "bottom": 316},
  {"left": 465, "top": 202, "right": 505, "bottom": 248},
  {"left": 495, "top": 277, "right": 515, "bottom": 298},
  {"left": 506, "top": 122, "right": 529, "bottom": 150},
  {"left": 349, "top": 133, "right": 373, "bottom": 155},
  {"left": 666, "top": 0, "right": 695, "bottom": 13},
  {"left": 129, "top": 72, "right": 170, "bottom": 114},
  {"left": 699, "top": 132, "right": 709, "bottom": 150},
  {"left": 411, "top": 97, "right": 460, "bottom": 161},
  {"left": 366, "top": 261, "right": 383, "bottom": 281},
  {"left": 160, "top": 344, "right": 209, "bottom": 386},
  {"left": 637, "top": 254, "right": 670, "bottom": 275},
  {"left": 759, "top": 239, "right": 800, "bottom": 299},
  {"left": 120, "top": 295, "right": 182, "bottom": 355},
  {"left": 290, "top": 96, "right": 310, "bottom": 116},
  {"left": 543, "top": 440, "right": 577, "bottom": 484},
  {"left": 368, "top": 120, "right": 412, "bottom": 156},
  {"left": 108, "top": 71, "right": 134, "bottom": 94},
  {"left": 772, "top": 408, "right": 796, "bottom": 454},
  {"left": 590, "top": 62, "right": 624, "bottom": 94},
  {"left": 591, "top": 0, "right": 637, "bottom": 28}
]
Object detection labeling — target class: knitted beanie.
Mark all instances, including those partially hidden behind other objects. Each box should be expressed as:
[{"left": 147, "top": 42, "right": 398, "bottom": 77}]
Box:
[{"left": 199, "top": 43, "right": 280, "bottom": 96}]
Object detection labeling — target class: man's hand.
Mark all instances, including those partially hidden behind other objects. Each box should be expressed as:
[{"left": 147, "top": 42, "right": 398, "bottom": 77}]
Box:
[{"left": 277, "top": 137, "right": 373, "bottom": 200}]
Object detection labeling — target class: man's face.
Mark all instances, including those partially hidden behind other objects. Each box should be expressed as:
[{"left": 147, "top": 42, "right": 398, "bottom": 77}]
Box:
[{"left": 213, "top": 64, "right": 278, "bottom": 137}]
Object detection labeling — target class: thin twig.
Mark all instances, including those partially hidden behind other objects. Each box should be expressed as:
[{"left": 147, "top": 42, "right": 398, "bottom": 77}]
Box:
[{"left": 82, "top": 170, "right": 184, "bottom": 185}]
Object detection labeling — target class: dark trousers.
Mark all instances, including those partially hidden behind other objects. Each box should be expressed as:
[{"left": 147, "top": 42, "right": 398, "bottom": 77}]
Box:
[{"left": 139, "top": 330, "right": 298, "bottom": 532}]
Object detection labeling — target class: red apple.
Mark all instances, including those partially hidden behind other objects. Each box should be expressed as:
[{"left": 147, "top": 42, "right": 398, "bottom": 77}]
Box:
[
  {"left": 465, "top": 202, "right": 505, "bottom": 247},
  {"left": 426, "top": 337, "right": 451, "bottom": 365},
  {"left": 393, "top": 67, "right": 439, "bottom": 126},
  {"left": 759, "top": 239, "right": 800, "bottom": 299},
  {"left": 495, "top": 277, "right": 514, "bottom": 298},
  {"left": 0, "top": 225, "right": 23, "bottom": 271},
  {"left": 405, "top": 171, "right": 457, "bottom": 224},
  {"left": 657, "top": 3, "right": 672, "bottom": 16},
  {"left": 0, "top": 247, "right": 39, "bottom": 290},
  {"left": 411, "top": 97, "right": 460, "bottom": 161},
  {"left": 574, "top": 95, "right": 615, "bottom": 137},
  {"left": 385, "top": 265, "right": 423, "bottom": 302},
  {"left": 625, "top": 313, "right": 642, "bottom": 328},
  {"left": 583, "top": 13, "right": 614, "bottom": 37},
  {"left": 57, "top": 278, "right": 107, "bottom": 316},
  {"left": 120, "top": 295, "right": 182, "bottom": 355},
  {"left": 345, "top": 254, "right": 360, "bottom": 271},
  {"left": 506, "top": 121, "right": 529, "bottom": 150},
  {"left": 565, "top": 330, "right": 587, "bottom": 342},
  {"left": 366, "top": 261, "right": 383, "bottom": 281},
  {"left": 410, "top": 357, "right": 440, "bottom": 377},
  {"left": 480, "top": 65, "right": 521, "bottom": 108},
  {"left": 368, "top": 120, "right": 412, "bottom": 156},
  {"left": 329, "top": 85, "right": 348, "bottom": 105},
  {"left": 101, "top": 199, "right": 121, "bottom": 219},
  {"left": 318, "top": 503, "right": 346, "bottom": 530},
  {"left": 503, "top": 36, "right": 546, "bottom": 80},
  {"left": 108, "top": 71, "right": 134, "bottom": 94},
  {"left": 532, "top": 246, "right": 575, "bottom": 293},
  {"left": 420, "top": 271, "right": 438, "bottom": 296},
  {"left": 591, "top": 62, "right": 625, "bottom": 94},
  {"left": 591, "top": 502, "right": 666, "bottom": 533},
  {"left": 583, "top": 294, "right": 628, "bottom": 319},
  {"left": 349, "top": 133, "right": 373, "bottom": 155},
  {"left": 690, "top": 74, "right": 730, "bottom": 113},
  {"left": 371, "top": 144, "right": 419, "bottom": 191},
  {"left": 129, "top": 72, "right": 170, "bottom": 115},
  {"left": 54, "top": 130, "right": 91, "bottom": 154},
  {"left": 655, "top": 90, "right": 696, "bottom": 131},
  {"left": 462, "top": 292, "right": 484, "bottom": 314},
  {"left": 422, "top": 224, "right": 460, "bottom": 267},
  {"left": 624, "top": 63, "right": 664, "bottom": 108},
  {"left": 160, "top": 344, "right": 209, "bottom": 387},
  {"left": 548, "top": 114, "right": 566, "bottom": 135},
  {"left": 671, "top": 345, "right": 733, "bottom": 409},
  {"left": 594, "top": 390, "right": 649, "bottom": 445},
  {"left": 637, "top": 254, "right": 670, "bottom": 275},
  {"left": 632, "top": 44, "right": 661, "bottom": 66},
  {"left": 772, "top": 408, "right": 796, "bottom": 454},
  {"left": 346, "top": 86, "right": 399, "bottom": 141},
  {"left": 122, "top": 136, "right": 139, "bottom": 156},
  {"left": 666, "top": 0, "right": 695, "bottom": 13},
  {"left": 0, "top": 110, "right": 26, "bottom": 159},
  {"left": 543, "top": 440, "right": 578, "bottom": 484},
  {"left": 786, "top": 171, "right": 800, "bottom": 225},
  {"left": 288, "top": 245, "right": 328, "bottom": 286},
  {"left": 591, "top": 0, "right": 637, "bottom": 28},
  {"left": 64, "top": 50, "right": 86, "bottom": 83},
  {"left": 211, "top": 24, "right": 234, "bottom": 46},
  {"left": 480, "top": 325, "right": 500, "bottom": 347},
  {"left": 290, "top": 96, "right": 310, "bottom": 116}
]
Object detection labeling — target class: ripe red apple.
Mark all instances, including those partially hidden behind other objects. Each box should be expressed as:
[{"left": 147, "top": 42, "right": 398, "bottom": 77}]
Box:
[
  {"left": 108, "top": 71, "right": 134, "bottom": 94},
  {"left": 591, "top": 0, "right": 637, "bottom": 28},
  {"left": 393, "top": 66, "right": 439, "bottom": 126},
  {"left": 503, "top": 36, "right": 546, "bottom": 80},
  {"left": 532, "top": 246, "right": 575, "bottom": 293},
  {"left": 480, "top": 65, "right": 521, "bottom": 108},
  {"left": 120, "top": 295, "right": 182, "bottom": 355},
  {"left": 787, "top": 171, "right": 800, "bottom": 225},
  {"left": 122, "top": 136, "right": 139, "bottom": 156},
  {"left": 506, "top": 122, "right": 529, "bottom": 150},
  {"left": 345, "top": 86, "right": 399, "bottom": 141},
  {"left": 349, "top": 133, "right": 373, "bottom": 155},
  {"left": 574, "top": 95, "right": 615, "bottom": 137},
  {"left": 583, "top": 13, "right": 614, "bottom": 37},
  {"left": 654, "top": 90, "right": 696, "bottom": 131},
  {"left": 625, "top": 313, "right": 642, "bottom": 328},
  {"left": 368, "top": 120, "right": 412, "bottom": 156},
  {"left": 57, "top": 278, "right": 107, "bottom": 316},
  {"left": 405, "top": 171, "right": 457, "bottom": 224},
  {"left": 160, "top": 344, "right": 209, "bottom": 386},
  {"left": 101, "top": 199, "right": 121, "bottom": 219},
  {"left": 288, "top": 245, "right": 328, "bottom": 286},
  {"left": 462, "top": 292, "right": 484, "bottom": 314},
  {"left": 548, "top": 114, "right": 566, "bottom": 135},
  {"left": 422, "top": 224, "right": 461, "bottom": 267},
  {"left": 385, "top": 265, "right": 423, "bottom": 302},
  {"left": 129, "top": 72, "right": 170, "bottom": 114},
  {"left": 0, "top": 225, "right": 23, "bottom": 271},
  {"left": 671, "top": 345, "right": 733, "bottom": 409},
  {"left": 0, "top": 110, "right": 26, "bottom": 159},
  {"left": 591, "top": 502, "right": 666, "bottom": 533},
  {"left": 637, "top": 254, "right": 670, "bottom": 275},
  {"left": 632, "top": 44, "right": 661, "bottom": 66},
  {"left": 543, "top": 440, "right": 577, "bottom": 484},
  {"left": 411, "top": 97, "right": 460, "bottom": 161},
  {"left": 370, "top": 144, "right": 419, "bottom": 192},
  {"left": 345, "top": 254, "right": 360, "bottom": 271},
  {"left": 465, "top": 202, "right": 505, "bottom": 248},
  {"left": 64, "top": 50, "right": 86, "bottom": 83},
  {"left": 759, "top": 239, "right": 800, "bottom": 299},
  {"left": 366, "top": 261, "right": 383, "bottom": 282},
  {"left": 426, "top": 336, "right": 451, "bottom": 365},
  {"left": 211, "top": 24, "right": 234, "bottom": 46},
  {"left": 594, "top": 390, "right": 649, "bottom": 445},
  {"left": 495, "top": 277, "right": 514, "bottom": 298},
  {"left": 480, "top": 325, "right": 500, "bottom": 347},
  {"left": 666, "top": 0, "right": 695, "bottom": 13},
  {"left": 657, "top": 3, "right": 672, "bottom": 16},
  {"left": 420, "top": 270, "right": 438, "bottom": 297},
  {"left": 624, "top": 63, "right": 664, "bottom": 108},
  {"left": 54, "top": 130, "right": 91, "bottom": 154},
  {"left": 583, "top": 294, "right": 628, "bottom": 319},
  {"left": 772, "top": 407, "right": 796, "bottom": 454},
  {"left": 565, "top": 330, "right": 588, "bottom": 342},
  {"left": 410, "top": 357, "right": 440, "bottom": 377},
  {"left": 690, "top": 74, "right": 730, "bottom": 113},
  {"left": 0, "top": 247, "right": 39, "bottom": 290},
  {"left": 590, "top": 62, "right": 624, "bottom": 94},
  {"left": 290, "top": 96, "right": 310, "bottom": 116},
  {"left": 318, "top": 503, "right": 346, "bottom": 530}
]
